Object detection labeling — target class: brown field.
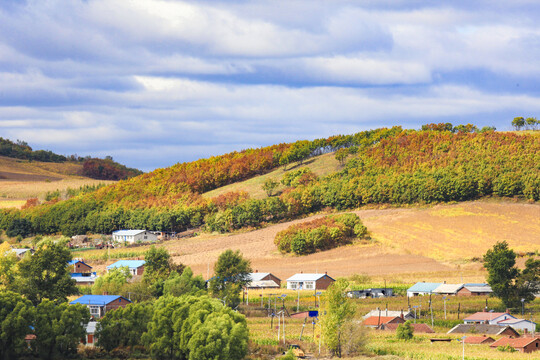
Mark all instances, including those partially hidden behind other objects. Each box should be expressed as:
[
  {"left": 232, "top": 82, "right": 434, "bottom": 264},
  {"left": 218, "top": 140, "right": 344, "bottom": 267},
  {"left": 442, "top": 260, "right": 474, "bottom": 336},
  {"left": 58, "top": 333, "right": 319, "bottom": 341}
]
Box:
[
  {"left": 84, "top": 200, "right": 538, "bottom": 284},
  {"left": 0, "top": 156, "right": 114, "bottom": 206}
]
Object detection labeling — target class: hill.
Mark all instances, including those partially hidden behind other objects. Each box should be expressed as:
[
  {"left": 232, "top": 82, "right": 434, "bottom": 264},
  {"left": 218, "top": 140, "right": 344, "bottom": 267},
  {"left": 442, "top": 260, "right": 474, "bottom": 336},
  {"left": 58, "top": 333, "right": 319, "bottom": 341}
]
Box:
[{"left": 0, "top": 127, "right": 538, "bottom": 237}]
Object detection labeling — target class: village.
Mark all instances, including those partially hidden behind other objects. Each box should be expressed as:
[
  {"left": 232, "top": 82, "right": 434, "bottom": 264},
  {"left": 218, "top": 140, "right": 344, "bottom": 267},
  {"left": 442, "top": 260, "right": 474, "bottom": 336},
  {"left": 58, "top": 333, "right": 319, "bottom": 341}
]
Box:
[{"left": 8, "top": 228, "right": 540, "bottom": 357}]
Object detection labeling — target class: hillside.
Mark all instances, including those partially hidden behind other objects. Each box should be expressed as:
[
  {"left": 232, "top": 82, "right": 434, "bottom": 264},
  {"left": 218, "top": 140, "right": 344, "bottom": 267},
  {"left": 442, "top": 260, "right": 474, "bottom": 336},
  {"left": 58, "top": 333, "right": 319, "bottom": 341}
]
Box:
[{"left": 0, "top": 127, "right": 538, "bottom": 237}]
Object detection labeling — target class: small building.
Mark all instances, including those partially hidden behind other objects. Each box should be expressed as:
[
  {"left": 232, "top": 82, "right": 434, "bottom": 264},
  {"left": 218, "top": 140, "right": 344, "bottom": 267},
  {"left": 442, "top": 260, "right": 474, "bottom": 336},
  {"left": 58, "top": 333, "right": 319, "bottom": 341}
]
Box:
[
  {"left": 381, "top": 323, "right": 434, "bottom": 333},
  {"left": 407, "top": 282, "right": 441, "bottom": 297},
  {"left": 490, "top": 337, "right": 540, "bottom": 353},
  {"left": 10, "top": 248, "right": 34, "bottom": 258},
  {"left": 246, "top": 272, "right": 281, "bottom": 289},
  {"left": 107, "top": 260, "right": 146, "bottom": 276},
  {"left": 464, "top": 336, "right": 495, "bottom": 345},
  {"left": 497, "top": 318, "right": 537, "bottom": 333},
  {"left": 84, "top": 321, "right": 97, "bottom": 347},
  {"left": 457, "top": 284, "right": 492, "bottom": 296},
  {"left": 70, "top": 295, "right": 131, "bottom": 318},
  {"left": 432, "top": 283, "right": 464, "bottom": 296},
  {"left": 286, "top": 273, "right": 335, "bottom": 290},
  {"left": 67, "top": 259, "right": 93, "bottom": 274},
  {"left": 463, "top": 311, "right": 515, "bottom": 325},
  {"left": 112, "top": 230, "right": 157, "bottom": 244},
  {"left": 363, "top": 310, "right": 415, "bottom": 320},
  {"left": 71, "top": 272, "right": 99, "bottom": 286},
  {"left": 363, "top": 316, "right": 405, "bottom": 328},
  {"left": 347, "top": 288, "right": 394, "bottom": 298},
  {"left": 447, "top": 324, "right": 520, "bottom": 337}
]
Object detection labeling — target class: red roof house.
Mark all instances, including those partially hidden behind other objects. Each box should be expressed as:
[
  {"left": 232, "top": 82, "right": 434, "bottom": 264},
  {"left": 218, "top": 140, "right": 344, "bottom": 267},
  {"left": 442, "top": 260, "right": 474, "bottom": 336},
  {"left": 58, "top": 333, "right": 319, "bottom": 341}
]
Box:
[
  {"left": 464, "top": 336, "right": 495, "bottom": 345},
  {"left": 364, "top": 316, "right": 405, "bottom": 328},
  {"left": 381, "top": 323, "right": 434, "bottom": 333},
  {"left": 490, "top": 337, "right": 540, "bottom": 353}
]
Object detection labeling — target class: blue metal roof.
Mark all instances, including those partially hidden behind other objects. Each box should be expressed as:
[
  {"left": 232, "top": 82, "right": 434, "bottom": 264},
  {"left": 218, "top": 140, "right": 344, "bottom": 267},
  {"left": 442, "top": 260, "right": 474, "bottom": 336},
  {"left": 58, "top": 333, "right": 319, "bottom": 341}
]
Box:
[
  {"left": 70, "top": 295, "right": 130, "bottom": 306},
  {"left": 67, "top": 259, "right": 92, "bottom": 267},
  {"left": 407, "top": 282, "right": 441, "bottom": 293},
  {"left": 106, "top": 260, "right": 145, "bottom": 269}
]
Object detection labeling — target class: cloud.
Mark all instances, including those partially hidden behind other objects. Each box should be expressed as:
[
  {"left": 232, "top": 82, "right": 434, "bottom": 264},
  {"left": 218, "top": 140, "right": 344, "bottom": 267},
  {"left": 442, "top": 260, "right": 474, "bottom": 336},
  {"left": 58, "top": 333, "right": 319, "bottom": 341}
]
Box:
[{"left": 0, "top": 1, "right": 539, "bottom": 171}]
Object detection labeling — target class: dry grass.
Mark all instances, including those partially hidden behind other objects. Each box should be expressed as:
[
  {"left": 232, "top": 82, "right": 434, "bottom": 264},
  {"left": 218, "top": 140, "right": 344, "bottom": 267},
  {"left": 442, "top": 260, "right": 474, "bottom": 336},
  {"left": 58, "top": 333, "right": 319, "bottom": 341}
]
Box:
[
  {"left": 0, "top": 156, "right": 114, "bottom": 204},
  {"left": 202, "top": 152, "right": 342, "bottom": 199}
]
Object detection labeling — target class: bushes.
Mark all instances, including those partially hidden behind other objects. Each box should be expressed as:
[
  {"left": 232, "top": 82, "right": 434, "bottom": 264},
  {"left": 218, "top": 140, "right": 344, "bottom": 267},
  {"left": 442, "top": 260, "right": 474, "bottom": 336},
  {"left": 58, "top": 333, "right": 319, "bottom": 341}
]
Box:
[{"left": 274, "top": 213, "right": 368, "bottom": 255}]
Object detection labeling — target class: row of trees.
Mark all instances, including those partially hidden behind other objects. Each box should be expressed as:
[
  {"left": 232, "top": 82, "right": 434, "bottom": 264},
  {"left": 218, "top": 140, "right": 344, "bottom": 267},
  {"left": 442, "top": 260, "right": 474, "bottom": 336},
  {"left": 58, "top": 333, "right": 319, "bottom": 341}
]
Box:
[
  {"left": 512, "top": 116, "right": 539, "bottom": 130},
  {"left": 274, "top": 213, "right": 368, "bottom": 255}
]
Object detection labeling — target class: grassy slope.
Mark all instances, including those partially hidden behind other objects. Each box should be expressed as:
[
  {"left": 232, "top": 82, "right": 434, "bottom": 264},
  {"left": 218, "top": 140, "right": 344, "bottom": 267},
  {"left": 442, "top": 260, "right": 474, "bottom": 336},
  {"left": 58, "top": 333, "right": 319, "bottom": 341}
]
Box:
[
  {"left": 0, "top": 156, "right": 114, "bottom": 207},
  {"left": 202, "top": 152, "right": 342, "bottom": 199}
]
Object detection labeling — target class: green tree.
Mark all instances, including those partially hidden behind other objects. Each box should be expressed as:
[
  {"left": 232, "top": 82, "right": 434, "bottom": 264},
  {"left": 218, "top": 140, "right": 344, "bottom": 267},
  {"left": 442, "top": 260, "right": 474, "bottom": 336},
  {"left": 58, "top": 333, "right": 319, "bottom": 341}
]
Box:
[
  {"left": 96, "top": 302, "right": 153, "bottom": 352},
  {"left": 209, "top": 250, "right": 252, "bottom": 308},
  {"left": 163, "top": 267, "right": 206, "bottom": 297},
  {"left": 0, "top": 242, "right": 18, "bottom": 290},
  {"left": 512, "top": 116, "right": 525, "bottom": 130},
  {"left": 143, "top": 295, "right": 248, "bottom": 360},
  {"left": 32, "top": 300, "right": 90, "bottom": 360},
  {"left": 525, "top": 117, "right": 539, "bottom": 130},
  {"left": 92, "top": 266, "right": 132, "bottom": 295},
  {"left": 143, "top": 246, "right": 185, "bottom": 297},
  {"left": 321, "top": 279, "right": 355, "bottom": 358},
  {"left": 262, "top": 178, "right": 279, "bottom": 197},
  {"left": 0, "top": 291, "right": 34, "bottom": 360},
  {"left": 396, "top": 320, "right": 414, "bottom": 340},
  {"left": 335, "top": 148, "right": 349, "bottom": 165},
  {"left": 6, "top": 218, "right": 32, "bottom": 238},
  {"left": 14, "top": 238, "right": 77, "bottom": 305},
  {"left": 483, "top": 241, "right": 540, "bottom": 308}
]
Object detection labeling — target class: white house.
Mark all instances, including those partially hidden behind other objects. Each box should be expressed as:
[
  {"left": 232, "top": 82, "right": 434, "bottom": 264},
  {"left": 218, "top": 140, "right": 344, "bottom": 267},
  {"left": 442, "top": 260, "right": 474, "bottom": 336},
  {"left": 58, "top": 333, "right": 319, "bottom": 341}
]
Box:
[
  {"left": 433, "top": 283, "right": 464, "bottom": 296},
  {"left": 497, "top": 318, "right": 537, "bottom": 333},
  {"left": 112, "top": 230, "right": 157, "bottom": 244},
  {"left": 463, "top": 312, "right": 516, "bottom": 325},
  {"left": 286, "top": 273, "right": 335, "bottom": 290}
]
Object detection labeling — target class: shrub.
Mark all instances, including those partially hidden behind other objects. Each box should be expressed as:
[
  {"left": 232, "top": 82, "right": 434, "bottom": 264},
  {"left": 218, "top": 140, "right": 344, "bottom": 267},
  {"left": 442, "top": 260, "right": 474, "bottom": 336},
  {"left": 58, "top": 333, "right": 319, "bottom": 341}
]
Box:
[
  {"left": 274, "top": 213, "right": 368, "bottom": 255},
  {"left": 396, "top": 321, "right": 414, "bottom": 340}
]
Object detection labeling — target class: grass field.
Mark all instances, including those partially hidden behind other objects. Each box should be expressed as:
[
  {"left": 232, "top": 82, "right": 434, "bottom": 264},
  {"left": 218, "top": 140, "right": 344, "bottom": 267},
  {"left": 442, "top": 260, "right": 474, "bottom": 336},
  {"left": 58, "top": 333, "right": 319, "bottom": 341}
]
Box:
[
  {"left": 203, "top": 152, "right": 342, "bottom": 199},
  {"left": 0, "top": 156, "right": 114, "bottom": 206}
]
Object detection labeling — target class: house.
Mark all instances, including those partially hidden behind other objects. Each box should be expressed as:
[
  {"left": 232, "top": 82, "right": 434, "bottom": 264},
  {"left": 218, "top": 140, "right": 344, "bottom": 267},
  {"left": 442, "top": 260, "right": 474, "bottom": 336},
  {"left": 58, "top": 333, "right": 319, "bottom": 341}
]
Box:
[
  {"left": 497, "top": 318, "right": 537, "bottom": 333},
  {"left": 406, "top": 282, "right": 441, "bottom": 297},
  {"left": 71, "top": 272, "right": 99, "bottom": 286},
  {"left": 457, "top": 284, "right": 492, "bottom": 296},
  {"left": 363, "top": 310, "right": 415, "bottom": 320},
  {"left": 447, "top": 324, "right": 520, "bottom": 337},
  {"left": 107, "top": 260, "right": 145, "bottom": 276},
  {"left": 70, "top": 295, "right": 131, "bottom": 318},
  {"left": 246, "top": 272, "right": 281, "bottom": 289},
  {"left": 363, "top": 316, "right": 405, "bottom": 328},
  {"left": 432, "top": 283, "right": 464, "bottom": 296},
  {"left": 347, "top": 288, "right": 394, "bottom": 298},
  {"left": 84, "top": 321, "right": 97, "bottom": 347},
  {"left": 463, "top": 336, "right": 495, "bottom": 345},
  {"left": 112, "top": 230, "right": 157, "bottom": 244},
  {"left": 10, "top": 248, "right": 34, "bottom": 258},
  {"left": 463, "top": 311, "right": 515, "bottom": 325},
  {"left": 490, "top": 337, "right": 540, "bottom": 353},
  {"left": 67, "top": 259, "right": 92, "bottom": 274},
  {"left": 286, "top": 273, "right": 335, "bottom": 290},
  {"left": 381, "top": 323, "right": 434, "bottom": 333}
]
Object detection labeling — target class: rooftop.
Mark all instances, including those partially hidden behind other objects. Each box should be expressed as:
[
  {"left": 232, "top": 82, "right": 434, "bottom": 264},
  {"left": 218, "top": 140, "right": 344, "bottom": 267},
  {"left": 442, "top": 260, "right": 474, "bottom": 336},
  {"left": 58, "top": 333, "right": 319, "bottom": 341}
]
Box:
[
  {"left": 407, "top": 282, "right": 441, "bottom": 293},
  {"left": 70, "top": 295, "right": 130, "bottom": 306},
  {"left": 363, "top": 316, "right": 403, "bottom": 326},
  {"left": 433, "top": 283, "right": 464, "bottom": 294},
  {"left": 464, "top": 312, "right": 514, "bottom": 321},
  {"left": 287, "top": 273, "right": 334, "bottom": 282},
  {"left": 112, "top": 230, "right": 147, "bottom": 236},
  {"left": 107, "top": 260, "right": 146, "bottom": 269},
  {"left": 248, "top": 272, "right": 271, "bottom": 282},
  {"left": 464, "top": 336, "right": 495, "bottom": 344}
]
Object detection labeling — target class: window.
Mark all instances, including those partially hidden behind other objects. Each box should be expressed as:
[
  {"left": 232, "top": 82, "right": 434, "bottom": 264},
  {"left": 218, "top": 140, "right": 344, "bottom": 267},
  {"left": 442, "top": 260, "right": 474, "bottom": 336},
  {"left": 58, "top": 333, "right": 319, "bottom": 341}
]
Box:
[
  {"left": 305, "top": 282, "right": 314, "bottom": 290},
  {"left": 289, "top": 282, "right": 297, "bottom": 289},
  {"left": 89, "top": 306, "right": 100, "bottom": 316}
]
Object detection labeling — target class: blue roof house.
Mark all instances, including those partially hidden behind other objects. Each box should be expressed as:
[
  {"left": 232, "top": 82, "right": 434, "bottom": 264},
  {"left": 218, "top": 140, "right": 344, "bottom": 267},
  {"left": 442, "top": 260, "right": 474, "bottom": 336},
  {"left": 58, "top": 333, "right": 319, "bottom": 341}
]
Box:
[
  {"left": 70, "top": 295, "right": 131, "bottom": 318},
  {"left": 407, "top": 282, "right": 442, "bottom": 297},
  {"left": 106, "top": 260, "right": 146, "bottom": 276}
]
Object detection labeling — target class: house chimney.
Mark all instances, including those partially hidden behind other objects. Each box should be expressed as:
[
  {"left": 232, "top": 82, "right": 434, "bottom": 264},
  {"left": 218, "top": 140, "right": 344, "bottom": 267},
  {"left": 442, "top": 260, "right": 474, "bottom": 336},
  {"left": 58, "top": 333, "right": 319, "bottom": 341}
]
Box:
[
  {"left": 300, "top": 271, "right": 303, "bottom": 274},
  {"left": 255, "top": 269, "right": 258, "bottom": 273},
  {"left": 524, "top": 328, "right": 528, "bottom": 335},
  {"left": 505, "top": 309, "right": 510, "bottom": 314},
  {"left": 325, "top": 271, "right": 327, "bottom": 275},
  {"left": 103, "top": 291, "right": 108, "bottom": 295}
]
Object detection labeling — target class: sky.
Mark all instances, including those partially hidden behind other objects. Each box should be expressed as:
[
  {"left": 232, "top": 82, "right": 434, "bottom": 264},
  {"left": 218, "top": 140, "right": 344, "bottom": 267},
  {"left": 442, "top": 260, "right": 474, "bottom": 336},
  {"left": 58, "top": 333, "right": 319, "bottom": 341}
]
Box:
[{"left": 1, "top": 0, "right": 540, "bottom": 171}]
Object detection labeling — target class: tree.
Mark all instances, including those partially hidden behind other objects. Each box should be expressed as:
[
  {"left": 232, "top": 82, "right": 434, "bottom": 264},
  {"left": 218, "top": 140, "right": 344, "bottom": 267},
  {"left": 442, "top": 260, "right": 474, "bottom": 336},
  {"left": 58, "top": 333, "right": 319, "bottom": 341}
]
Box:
[
  {"left": 14, "top": 238, "right": 77, "bottom": 305},
  {"left": 0, "top": 242, "right": 18, "bottom": 290},
  {"left": 92, "top": 266, "right": 132, "bottom": 295},
  {"left": 32, "top": 301, "right": 89, "bottom": 360},
  {"left": 525, "top": 117, "right": 539, "bottom": 130},
  {"left": 209, "top": 250, "right": 252, "bottom": 308},
  {"left": 96, "top": 302, "right": 154, "bottom": 352},
  {"left": 512, "top": 116, "right": 525, "bottom": 130},
  {"left": 163, "top": 267, "right": 206, "bottom": 297},
  {"left": 6, "top": 218, "right": 32, "bottom": 238},
  {"left": 0, "top": 291, "right": 34, "bottom": 360},
  {"left": 321, "top": 279, "right": 355, "bottom": 358},
  {"left": 143, "top": 246, "right": 185, "bottom": 297},
  {"left": 396, "top": 320, "right": 414, "bottom": 340},
  {"left": 335, "top": 148, "right": 349, "bottom": 165},
  {"left": 483, "top": 241, "right": 540, "bottom": 308},
  {"left": 143, "top": 295, "right": 248, "bottom": 360},
  {"left": 262, "top": 178, "right": 279, "bottom": 197}
]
